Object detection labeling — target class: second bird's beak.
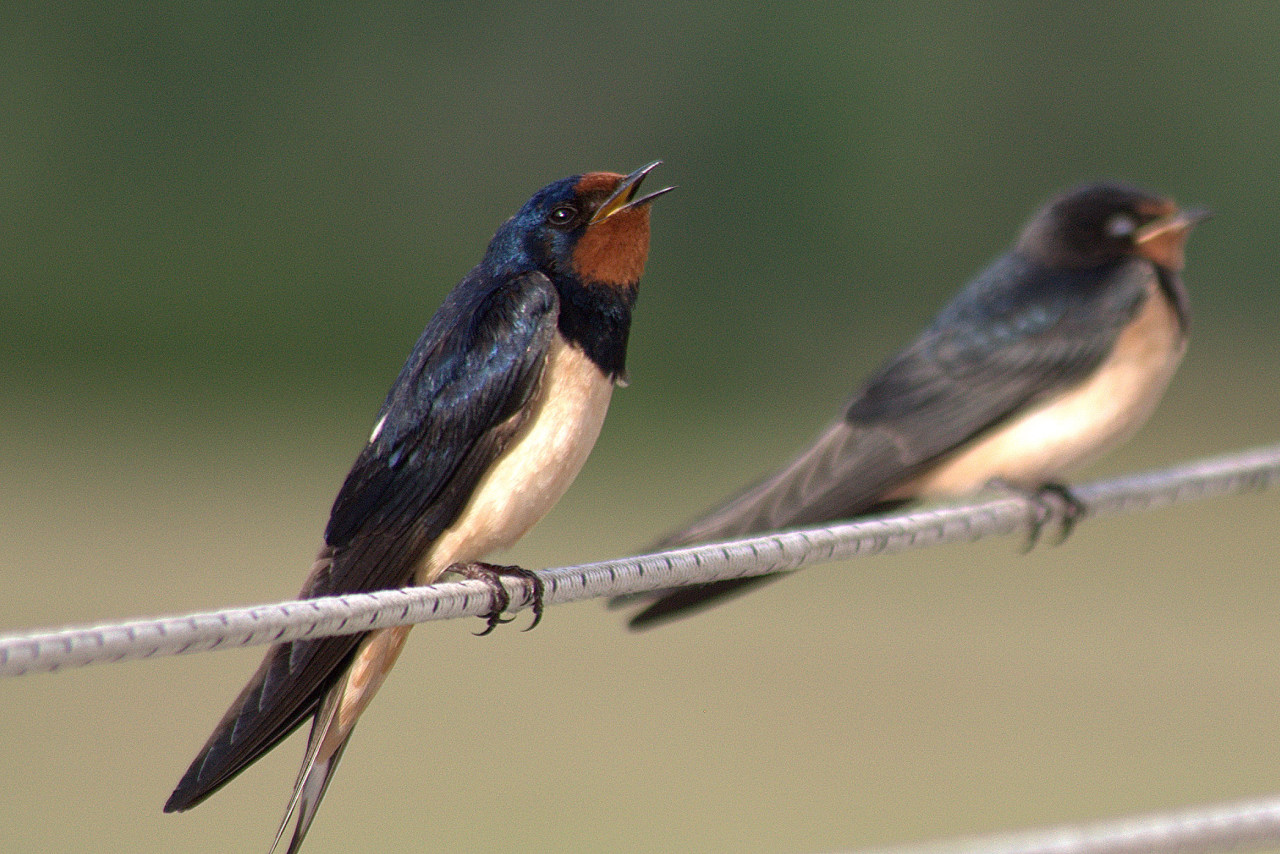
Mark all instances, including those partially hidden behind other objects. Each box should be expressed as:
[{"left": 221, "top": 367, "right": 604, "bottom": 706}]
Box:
[
  {"left": 1135, "top": 206, "right": 1211, "bottom": 271},
  {"left": 590, "top": 161, "right": 675, "bottom": 225}
]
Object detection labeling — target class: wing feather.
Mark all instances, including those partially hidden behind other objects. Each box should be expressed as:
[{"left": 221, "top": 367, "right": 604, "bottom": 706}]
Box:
[
  {"left": 620, "top": 254, "right": 1155, "bottom": 628},
  {"left": 166, "top": 271, "right": 560, "bottom": 810}
]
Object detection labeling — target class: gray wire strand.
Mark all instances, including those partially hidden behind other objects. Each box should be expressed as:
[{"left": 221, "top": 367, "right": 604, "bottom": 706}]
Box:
[
  {"left": 827, "top": 794, "right": 1280, "bottom": 854},
  {"left": 2, "top": 441, "right": 1278, "bottom": 678}
]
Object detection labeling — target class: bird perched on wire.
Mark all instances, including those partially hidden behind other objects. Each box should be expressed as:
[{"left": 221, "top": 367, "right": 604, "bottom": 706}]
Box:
[
  {"left": 165, "top": 162, "right": 672, "bottom": 852},
  {"left": 614, "top": 182, "right": 1205, "bottom": 629}
]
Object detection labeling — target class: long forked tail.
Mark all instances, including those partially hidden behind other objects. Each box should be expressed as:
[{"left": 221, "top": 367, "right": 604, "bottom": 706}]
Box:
[
  {"left": 270, "top": 622, "right": 414, "bottom": 852},
  {"left": 270, "top": 689, "right": 351, "bottom": 854}
]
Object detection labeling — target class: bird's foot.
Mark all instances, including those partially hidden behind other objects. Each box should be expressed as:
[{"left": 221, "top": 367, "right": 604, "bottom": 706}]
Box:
[
  {"left": 988, "top": 480, "right": 1088, "bottom": 551},
  {"left": 448, "top": 562, "right": 545, "bottom": 635}
]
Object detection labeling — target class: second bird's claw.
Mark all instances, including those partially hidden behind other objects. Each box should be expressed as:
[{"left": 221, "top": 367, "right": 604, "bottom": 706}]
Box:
[
  {"left": 1021, "top": 482, "right": 1087, "bottom": 551},
  {"left": 448, "top": 562, "right": 545, "bottom": 635},
  {"left": 985, "top": 479, "right": 1088, "bottom": 551}
]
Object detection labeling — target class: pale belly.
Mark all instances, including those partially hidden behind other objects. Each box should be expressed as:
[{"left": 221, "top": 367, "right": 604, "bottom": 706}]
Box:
[
  {"left": 323, "top": 335, "right": 616, "bottom": 752},
  {"left": 903, "top": 283, "right": 1186, "bottom": 498},
  {"left": 416, "top": 334, "right": 614, "bottom": 582}
]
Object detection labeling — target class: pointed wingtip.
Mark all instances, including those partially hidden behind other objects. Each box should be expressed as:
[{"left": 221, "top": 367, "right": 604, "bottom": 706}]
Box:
[{"left": 165, "top": 750, "right": 217, "bottom": 813}]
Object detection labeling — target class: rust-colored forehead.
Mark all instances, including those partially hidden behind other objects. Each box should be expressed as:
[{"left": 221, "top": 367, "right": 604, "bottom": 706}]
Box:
[
  {"left": 574, "top": 172, "right": 625, "bottom": 195},
  {"left": 1136, "top": 197, "right": 1177, "bottom": 218}
]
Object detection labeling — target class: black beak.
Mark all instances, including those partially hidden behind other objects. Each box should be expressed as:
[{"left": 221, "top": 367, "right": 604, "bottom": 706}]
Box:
[{"left": 589, "top": 161, "right": 675, "bottom": 224}]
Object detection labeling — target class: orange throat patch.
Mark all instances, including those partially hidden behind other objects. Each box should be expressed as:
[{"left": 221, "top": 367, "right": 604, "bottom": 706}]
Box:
[{"left": 572, "top": 207, "right": 651, "bottom": 287}]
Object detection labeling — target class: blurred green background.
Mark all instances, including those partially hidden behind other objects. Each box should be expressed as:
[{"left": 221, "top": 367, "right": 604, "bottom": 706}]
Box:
[{"left": 3, "top": 4, "right": 1278, "bottom": 853}]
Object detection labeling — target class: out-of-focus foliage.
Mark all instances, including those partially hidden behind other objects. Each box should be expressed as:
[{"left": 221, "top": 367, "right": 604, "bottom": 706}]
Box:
[{"left": 2, "top": 4, "right": 1277, "bottom": 853}]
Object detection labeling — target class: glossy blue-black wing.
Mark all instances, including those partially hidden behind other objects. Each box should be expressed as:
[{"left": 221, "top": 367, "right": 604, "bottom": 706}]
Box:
[
  {"left": 621, "top": 254, "right": 1154, "bottom": 628},
  {"left": 166, "top": 271, "right": 559, "bottom": 810}
]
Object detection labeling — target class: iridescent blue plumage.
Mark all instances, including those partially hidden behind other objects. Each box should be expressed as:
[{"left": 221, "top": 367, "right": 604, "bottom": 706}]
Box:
[{"left": 167, "top": 163, "right": 670, "bottom": 854}]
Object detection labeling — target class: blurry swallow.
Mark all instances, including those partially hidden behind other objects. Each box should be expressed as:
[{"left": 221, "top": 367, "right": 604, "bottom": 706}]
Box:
[
  {"left": 165, "top": 163, "right": 671, "bottom": 851},
  {"left": 616, "top": 182, "right": 1205, "bottom": 629}
]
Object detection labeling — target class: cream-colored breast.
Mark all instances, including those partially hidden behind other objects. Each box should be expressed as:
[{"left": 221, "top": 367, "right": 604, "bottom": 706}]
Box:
[
  {"left": 417, "top": 333, "right": 614, "bottom": 582},
  {"left": 315, "top": 337, "right": 615, "bottom": 767},
  {"left": 905, "top": 280, "right": 1186, "bottom": 498}
]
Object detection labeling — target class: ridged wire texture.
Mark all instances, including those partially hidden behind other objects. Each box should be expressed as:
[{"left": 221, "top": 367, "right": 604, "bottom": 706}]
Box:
[
  {"left": 0, "top": 443, "right": 1278, "bottom": 854},
  {"left": 2, "top": 441, "right": 1277, "bottom": 678},
  {"left": 825, "top": 794, "right": 1280, "bottom": 854}
]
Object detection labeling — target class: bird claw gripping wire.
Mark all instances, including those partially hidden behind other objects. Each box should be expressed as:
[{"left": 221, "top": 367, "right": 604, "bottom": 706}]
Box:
[
  {"left": 448, "top": 562, "right": 546, "bottom": 635},
  {"left": 1020, "top": 482, "right": 1088, "bottom": 551},
  {"left": 985, "top": 479, "right": 1088, "bottom": 551}
]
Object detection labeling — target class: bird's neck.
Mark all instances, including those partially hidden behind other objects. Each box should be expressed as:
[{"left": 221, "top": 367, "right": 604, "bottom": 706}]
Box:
[
  {"left": 1155, "top": 267, "right": 1191, "bottom": 335},
  {"left": 554, "top": 279, "right": 636, "bottom": 381}
]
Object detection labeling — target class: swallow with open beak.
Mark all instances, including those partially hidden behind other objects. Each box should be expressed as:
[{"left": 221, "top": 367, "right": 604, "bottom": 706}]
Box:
[
  {"left": 616, "top": 182, "right": 1205, "bottom": 629},
  {"left": 165, "top": 163, "right": 672, "bottom": 851}
]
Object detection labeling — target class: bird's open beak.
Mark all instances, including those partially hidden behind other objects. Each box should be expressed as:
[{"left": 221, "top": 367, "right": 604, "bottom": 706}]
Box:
[
  {"left": 590, "top": 161, "right": 675, "bottom": 224},
  {"left": 1135, "top": 206, "right": 1211, "bottom": 271}
]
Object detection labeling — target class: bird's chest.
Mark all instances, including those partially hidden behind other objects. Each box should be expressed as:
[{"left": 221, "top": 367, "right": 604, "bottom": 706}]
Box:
[
  {"left": 911, "top": 282, "right": 1187, "bottom": 496},
  {"left": 421, "top": 334, "right": 614, "bottom": 578}
]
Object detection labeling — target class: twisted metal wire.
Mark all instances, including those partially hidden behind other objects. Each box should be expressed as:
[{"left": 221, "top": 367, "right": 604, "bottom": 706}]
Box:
[
  {"left": 2, "top": 443, "right": 1279, "bottom": 854},
  {"left": 1, "top": 441, "right": 1277, "bottom": 678},
  {"left": 831, "top": 794, "right": 1280, "bottom": 854}
]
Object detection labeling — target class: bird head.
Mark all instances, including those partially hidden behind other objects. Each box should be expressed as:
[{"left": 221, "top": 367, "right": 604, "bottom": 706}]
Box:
[
  {"left": 1018, "top": 182, "right": 1209, "bottom": 272},
  {"left": 489, "top": 161, "right": 674, "bottom": 289}
]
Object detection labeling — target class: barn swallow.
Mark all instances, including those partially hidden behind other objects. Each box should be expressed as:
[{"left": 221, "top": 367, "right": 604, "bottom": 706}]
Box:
[
  {"left": 164, "top": 163, "right": 671, "bottom": 851},
  {"left": 616, "top": 182, "right": 1205, "bottom": 629}
]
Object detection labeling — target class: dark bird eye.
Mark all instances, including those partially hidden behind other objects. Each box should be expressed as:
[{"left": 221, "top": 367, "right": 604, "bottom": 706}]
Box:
[{"left": 547, "top": 204, "right": 578, "bottom": 227}]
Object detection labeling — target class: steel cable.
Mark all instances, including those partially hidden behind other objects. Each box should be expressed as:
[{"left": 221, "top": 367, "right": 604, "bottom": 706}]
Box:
[{"left": 2, "top": 441, "right": 1277, "bottom": 678}]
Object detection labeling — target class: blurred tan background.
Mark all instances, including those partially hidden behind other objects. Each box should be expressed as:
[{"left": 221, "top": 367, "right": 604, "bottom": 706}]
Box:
[{"left": 3, "top": 4, "right": 1279, "bottom": 852}]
